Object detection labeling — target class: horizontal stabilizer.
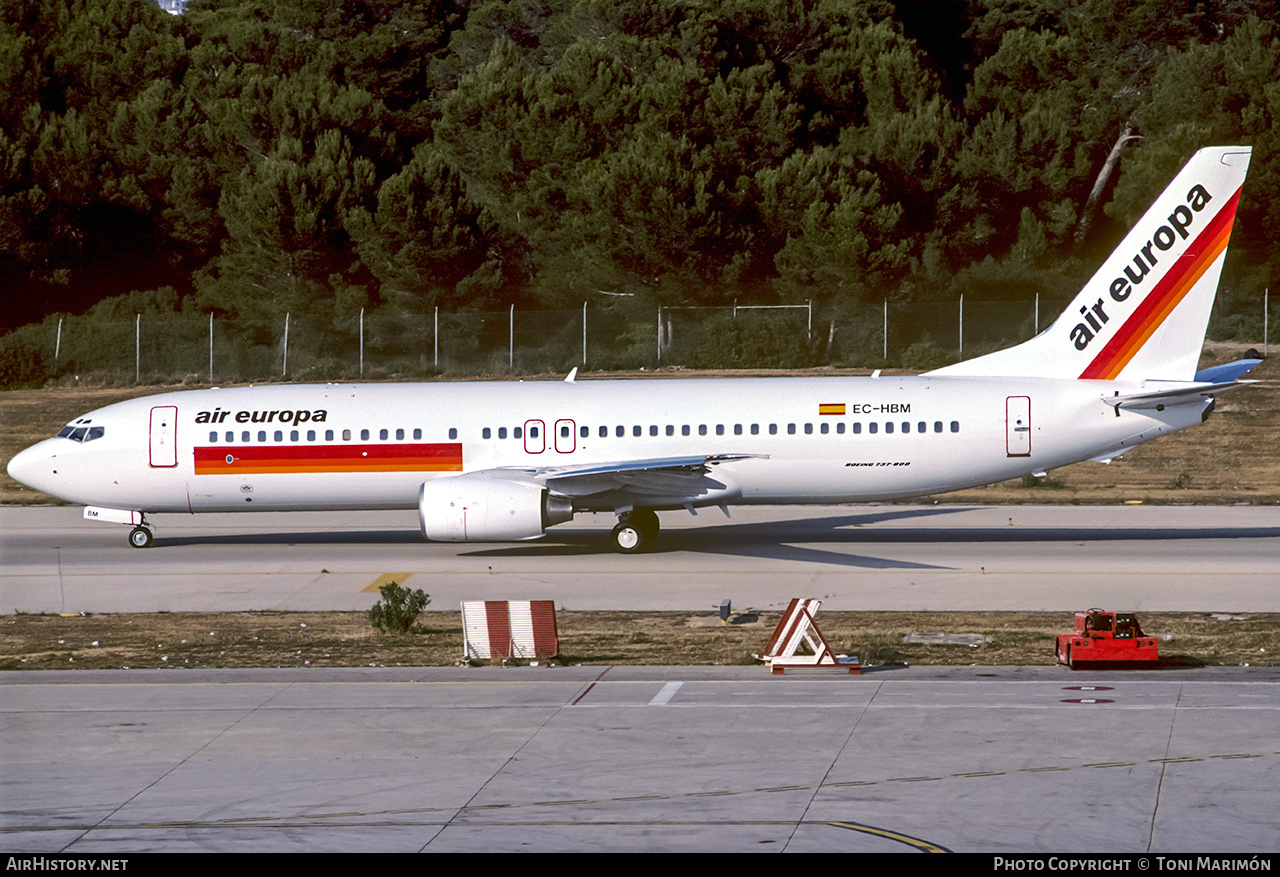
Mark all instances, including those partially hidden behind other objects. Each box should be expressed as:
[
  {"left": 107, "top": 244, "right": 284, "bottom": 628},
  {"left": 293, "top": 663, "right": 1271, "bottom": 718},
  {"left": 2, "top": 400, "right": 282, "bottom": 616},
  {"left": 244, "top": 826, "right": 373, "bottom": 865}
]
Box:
[
  {"left": 1193, "top": 358, "right": 1262, "bottom": 383},
  {"left": 1102, "top": 380, "right": 1253, "bottom": 410}
]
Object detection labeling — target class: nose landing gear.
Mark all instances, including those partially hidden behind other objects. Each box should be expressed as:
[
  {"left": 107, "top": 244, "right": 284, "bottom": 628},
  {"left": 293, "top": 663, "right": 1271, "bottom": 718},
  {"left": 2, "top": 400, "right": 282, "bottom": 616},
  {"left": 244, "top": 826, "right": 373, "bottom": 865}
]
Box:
[{"left": 128, "top": 525, "right": 153, "bottom": 549}]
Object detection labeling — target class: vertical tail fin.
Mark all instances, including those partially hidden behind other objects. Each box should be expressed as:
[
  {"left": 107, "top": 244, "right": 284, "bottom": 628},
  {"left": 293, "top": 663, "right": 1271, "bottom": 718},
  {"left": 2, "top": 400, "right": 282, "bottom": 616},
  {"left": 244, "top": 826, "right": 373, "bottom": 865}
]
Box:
[{"left": 931, "top": 146, "right": 1251, "bottom": 381}]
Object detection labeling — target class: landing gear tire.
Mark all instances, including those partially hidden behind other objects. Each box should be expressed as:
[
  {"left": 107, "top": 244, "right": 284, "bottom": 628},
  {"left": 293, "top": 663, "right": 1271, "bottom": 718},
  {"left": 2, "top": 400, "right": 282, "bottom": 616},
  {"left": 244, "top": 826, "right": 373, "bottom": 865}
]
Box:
[
  {"left": 611, "top": 521, "right": 648, "bottom": 554},
  {"left": 128, "top": 526, "right": 153, "bottom": 549}
]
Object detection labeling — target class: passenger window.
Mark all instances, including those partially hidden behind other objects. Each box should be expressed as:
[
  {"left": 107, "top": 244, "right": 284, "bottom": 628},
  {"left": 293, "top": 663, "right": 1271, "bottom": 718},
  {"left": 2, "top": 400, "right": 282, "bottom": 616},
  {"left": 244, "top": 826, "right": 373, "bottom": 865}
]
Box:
[
  {"left": 868, "top": 423, "right": 877, "bottom": 434},
  {"left": 666, "top": 425, "right": 674, "bottom": 436},
  {"left": 918, "top": 422, "right": 927, "bottom": 433},
  {"left": 750, "top": 424, "right": 759, "bottom": 435},
  {"left": 837, "top": 423, "right": 845, "bottom": 434},
  {"left": 274, "top": 430, "right": 283, "bottom": 442},
  {"left": 209, "top": 431, "right": 218, "bottom": 442},
  {"left": 396, "top": 429, "right": 404, "bottom": 440},
  {"left": 698, "top": 425, "right": 706, "bottom": 436},
  {"left": 820, "top": 423, "right": 828, "bottom": 435},
  {"left": 225, "top": 431, "right": 234, "bottom": 442},
  {"left": 514, "top": 427, "right": 523, "bottom": 439},
  {"left": 450, "top": 428, "right": 459, "bottom": 439},
  {"left": 242, "top": 431, "right": 251, "bottom": 442},
  {"left": 787, "top": 424, "right": 795, "bottom": 435},
  {"left": 733, "top": 424, "right": 742, "bottom": 436},
  {"left": 499, "top": 427, "right": 507, "bottom": 439},
  {"left": 714, "top": 425, "right": 722, "bottom": 436},
  {"left": 562, "top": 425, "right": 571, "bottom": 438},
  {"left": 633, "top": 425, "right": 641, "bottom": 437},
  {"left": 649, "top": 425, "right": 658, "bottom": 436},
  {"left": 769, "top": 424, "right": 778, "bottom": 435},
  {"left": 934, "top": 422, "right": 943, "bottom": 433},
  {"left": 379, "top": 429, "right": 388, "bottom": 440},
  {"left": 361, "top": 429, "right": 370, "bottom": 441},
  {"left": 582, "top": 426, "right": 590, "bottom": 438},
  {"left": 308, "top": 430, "right": 316, "bottom": 441},
  {"left": 342, "top": 429, "right": 351, "bottom": 441},
  {"left": 683, "top": 425, "right": 691, "bottom": 436},
  {"left": 325, "top": 430, "right": 334, "bottom": 441},
  {"left": 615, "top": 425, "right": 624, "bottom": 437},
  {"left": 290, "top": 430, "right": 299, "bottom": 441},
  {"left": 482, "top": 428, "right": 491, "bottom": 439},
  {"left": 950, "top": 421, "right": 960, "bottom": 433},
  {"left": 258, "top": 431, "right": 267, "bottom": 442},
  {"left": 901, "top": 422, "right": 909, "bottom": 433},
  {"left": 599, "top": 426, "right": 607, "bottom": 438},
  {"left": 413, "top": 428, "right": 422, "bottom": 439},
  {"left": 885, "top": 423, "right": 894, "bottom": 434}
]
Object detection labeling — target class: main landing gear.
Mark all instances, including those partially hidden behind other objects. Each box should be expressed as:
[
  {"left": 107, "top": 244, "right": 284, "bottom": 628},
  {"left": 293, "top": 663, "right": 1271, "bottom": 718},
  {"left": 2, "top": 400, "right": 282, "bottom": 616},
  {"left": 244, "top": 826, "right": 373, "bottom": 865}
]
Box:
[
  {"left": 128, "top": 525, "right": 153, "bottom": 548},
  {"left": 611, "top": 509, "right": 659, "bottom": 553}
]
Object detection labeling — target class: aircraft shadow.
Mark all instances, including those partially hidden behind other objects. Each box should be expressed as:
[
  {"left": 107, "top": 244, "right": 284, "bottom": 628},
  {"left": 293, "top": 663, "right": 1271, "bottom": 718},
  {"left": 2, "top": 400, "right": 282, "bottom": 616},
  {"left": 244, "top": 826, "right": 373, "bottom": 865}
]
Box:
[{"left": 155, "top": 505, "right": 1280, "bottom": 571}]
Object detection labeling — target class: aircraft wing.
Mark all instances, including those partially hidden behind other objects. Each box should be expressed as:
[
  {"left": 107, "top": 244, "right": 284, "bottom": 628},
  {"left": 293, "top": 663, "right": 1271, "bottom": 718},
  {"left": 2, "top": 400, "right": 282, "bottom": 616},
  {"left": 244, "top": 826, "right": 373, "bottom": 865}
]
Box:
[{"left": 500, "top": 454, "right": 765, "bottom": 502}]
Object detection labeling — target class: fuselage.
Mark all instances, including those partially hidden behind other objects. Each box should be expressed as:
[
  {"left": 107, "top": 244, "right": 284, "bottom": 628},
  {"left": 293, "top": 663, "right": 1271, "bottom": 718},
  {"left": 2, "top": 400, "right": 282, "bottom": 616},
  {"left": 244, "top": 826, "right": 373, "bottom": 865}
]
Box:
[{"left": 7, "top": 375, "right": 1205, "bottom": 515}]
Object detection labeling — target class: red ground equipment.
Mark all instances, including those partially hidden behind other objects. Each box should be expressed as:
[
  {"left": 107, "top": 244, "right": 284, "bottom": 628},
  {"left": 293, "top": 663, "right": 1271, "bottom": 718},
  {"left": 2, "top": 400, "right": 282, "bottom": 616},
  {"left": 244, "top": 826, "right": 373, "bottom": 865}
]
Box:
[{"left": 1056, "top": 609, "right": 1159, "bottom": 669}]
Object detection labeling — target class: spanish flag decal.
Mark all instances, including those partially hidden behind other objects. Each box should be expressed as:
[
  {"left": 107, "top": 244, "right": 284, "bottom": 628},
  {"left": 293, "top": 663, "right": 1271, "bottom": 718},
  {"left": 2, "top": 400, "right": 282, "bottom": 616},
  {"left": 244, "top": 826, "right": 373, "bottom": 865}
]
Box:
[{"left": 819, "top": 403, "right": 846, "bottom": 416}]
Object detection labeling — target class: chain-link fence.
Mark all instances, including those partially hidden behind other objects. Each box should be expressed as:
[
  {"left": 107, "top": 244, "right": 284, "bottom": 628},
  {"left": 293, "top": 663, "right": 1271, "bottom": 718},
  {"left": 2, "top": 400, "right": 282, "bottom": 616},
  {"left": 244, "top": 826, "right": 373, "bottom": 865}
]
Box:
[{"left": 3, "top": 292, "right": 1273, "bottom": 387}]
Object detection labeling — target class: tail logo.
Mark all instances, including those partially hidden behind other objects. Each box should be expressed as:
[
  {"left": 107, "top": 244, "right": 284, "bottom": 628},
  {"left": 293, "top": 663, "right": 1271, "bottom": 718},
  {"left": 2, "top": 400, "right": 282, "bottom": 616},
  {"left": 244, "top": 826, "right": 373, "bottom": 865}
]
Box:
[{"left": 1072, "top": 183, "right": 1242, "bottom": 379}]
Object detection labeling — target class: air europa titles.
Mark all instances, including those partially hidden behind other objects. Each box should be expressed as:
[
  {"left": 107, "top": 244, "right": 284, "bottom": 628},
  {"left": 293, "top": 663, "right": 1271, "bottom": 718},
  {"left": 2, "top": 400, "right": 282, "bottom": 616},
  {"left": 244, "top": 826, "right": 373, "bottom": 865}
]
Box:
[
  {"left": 1069, "top": 183, "right": 1213, "bottom": 352},
  {"left": 194, "top": 408, "right": 328, "bottom": 425}
]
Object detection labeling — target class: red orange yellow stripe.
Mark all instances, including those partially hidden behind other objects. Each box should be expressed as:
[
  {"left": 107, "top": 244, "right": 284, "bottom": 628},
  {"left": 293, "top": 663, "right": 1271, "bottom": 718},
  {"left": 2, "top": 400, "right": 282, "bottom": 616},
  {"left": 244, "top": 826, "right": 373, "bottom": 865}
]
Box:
[
  {"left": 194, "top": 443, "right": 463, "bottom": 475},
  {"left": 1079, "top": 188, "right": 1241, "bottom": 380}
]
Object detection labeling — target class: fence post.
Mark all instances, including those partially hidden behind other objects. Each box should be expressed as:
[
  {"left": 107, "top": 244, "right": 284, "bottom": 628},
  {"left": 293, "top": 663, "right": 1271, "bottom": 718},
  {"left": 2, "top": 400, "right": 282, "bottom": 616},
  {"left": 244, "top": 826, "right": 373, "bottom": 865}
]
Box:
[
  {"left": 657, "top": 306, "right": 662, "bottom": 362},
  {"left": 509, "top": 304, "right": 514, "bottom": 368},
  {"left": 582, "top": 301, "right": 587, "bottom": 365},
  {"left": 359, "top": 307, "right": 364, "bottom": 375},
  {"left": 209, "top": 313, "right": 214, "bottom": 384},
  {"left": 434, "top": 306, "right": 438, "bottom": 368},
  {"left": 283, "top": 312, "right": 289, "bottom": 376},
  {"left": 958, "top": 294, "right": 964, "bottom": 358},
  {"left": 55, "top": 318, "right": 62, "bottom": 366},
  {"left": 883, "top": 300, "right": 888, "bottom": 361},
  {"left": 135, "top": 314, "right": 140, "bottom": 383}
]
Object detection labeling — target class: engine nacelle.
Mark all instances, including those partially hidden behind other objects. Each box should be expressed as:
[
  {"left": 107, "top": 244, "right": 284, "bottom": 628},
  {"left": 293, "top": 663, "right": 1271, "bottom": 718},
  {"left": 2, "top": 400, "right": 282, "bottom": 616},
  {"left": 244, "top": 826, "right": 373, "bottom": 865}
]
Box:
[{"left": 419, "top": 473, "right": 574, "bottom": 542}]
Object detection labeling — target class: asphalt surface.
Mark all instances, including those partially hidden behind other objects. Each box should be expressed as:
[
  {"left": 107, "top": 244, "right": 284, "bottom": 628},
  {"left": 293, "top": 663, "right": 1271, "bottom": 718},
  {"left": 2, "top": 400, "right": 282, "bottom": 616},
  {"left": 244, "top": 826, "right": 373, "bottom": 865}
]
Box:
[
  {"left": 3, "top": 503, "right": 1277, "bottom": 854},
  {"left": 3, "top": 666, "right": 1278, "bottom": 853},
  {"left": 2, "top": 504, "right": 1278, "bottom": 613}
]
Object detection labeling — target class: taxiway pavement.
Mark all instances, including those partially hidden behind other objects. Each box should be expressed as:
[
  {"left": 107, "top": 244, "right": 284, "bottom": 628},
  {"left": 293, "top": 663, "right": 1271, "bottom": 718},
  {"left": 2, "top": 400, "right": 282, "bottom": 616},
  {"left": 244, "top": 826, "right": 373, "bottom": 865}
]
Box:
[
  {"left": 3, "top": 665, "right": 1277, "bottom": 853},
  {"left": 2, "top": 504, "right": 1278, "bottom": 613}
]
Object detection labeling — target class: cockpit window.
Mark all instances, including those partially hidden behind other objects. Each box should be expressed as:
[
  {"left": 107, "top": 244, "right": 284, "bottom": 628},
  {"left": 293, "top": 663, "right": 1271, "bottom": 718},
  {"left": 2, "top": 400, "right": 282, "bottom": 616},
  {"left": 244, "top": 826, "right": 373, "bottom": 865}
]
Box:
[{"left": 57, "top": 422, "right": 105, "bottom": 443}]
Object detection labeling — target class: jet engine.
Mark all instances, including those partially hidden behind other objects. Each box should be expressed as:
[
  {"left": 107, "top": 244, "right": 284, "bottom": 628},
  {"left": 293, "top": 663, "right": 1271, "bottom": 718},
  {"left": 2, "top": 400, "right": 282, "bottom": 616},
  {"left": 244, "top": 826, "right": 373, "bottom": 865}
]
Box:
[{"left": 418, "top": 473, "right": 574, "bottom": 542}]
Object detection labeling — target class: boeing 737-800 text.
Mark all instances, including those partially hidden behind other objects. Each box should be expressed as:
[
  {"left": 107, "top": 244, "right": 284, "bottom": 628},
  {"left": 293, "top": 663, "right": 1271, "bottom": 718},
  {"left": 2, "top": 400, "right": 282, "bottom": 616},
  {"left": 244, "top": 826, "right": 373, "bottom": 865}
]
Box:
[{"left": 7, "top": 146, "right": 1260, "bottom": 552}]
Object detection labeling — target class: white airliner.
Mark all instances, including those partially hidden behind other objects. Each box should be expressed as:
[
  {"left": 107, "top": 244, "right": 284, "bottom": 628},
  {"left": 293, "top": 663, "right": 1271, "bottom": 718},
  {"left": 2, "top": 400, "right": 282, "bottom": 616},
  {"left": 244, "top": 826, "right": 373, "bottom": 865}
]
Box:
[{"left": 7, "top": 146, "right": 1260, "bottom": 552}]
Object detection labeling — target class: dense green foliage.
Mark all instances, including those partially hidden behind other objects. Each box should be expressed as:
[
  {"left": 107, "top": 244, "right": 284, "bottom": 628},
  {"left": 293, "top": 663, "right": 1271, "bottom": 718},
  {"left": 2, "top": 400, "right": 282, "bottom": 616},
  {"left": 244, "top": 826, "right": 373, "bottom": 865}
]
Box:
[
  {"left": 367, "top": 581, "right": 431, "bottom": 633},
  {"left": 3, "top": 0, "right": 1277, "bottom": 373}
]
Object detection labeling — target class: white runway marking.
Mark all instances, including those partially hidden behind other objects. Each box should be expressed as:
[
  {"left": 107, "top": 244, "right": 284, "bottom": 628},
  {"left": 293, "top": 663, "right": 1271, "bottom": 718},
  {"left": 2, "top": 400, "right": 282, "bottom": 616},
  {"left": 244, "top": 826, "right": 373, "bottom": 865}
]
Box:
[{"left": 649, "top": 681, "right": 683, "bottom": 705}]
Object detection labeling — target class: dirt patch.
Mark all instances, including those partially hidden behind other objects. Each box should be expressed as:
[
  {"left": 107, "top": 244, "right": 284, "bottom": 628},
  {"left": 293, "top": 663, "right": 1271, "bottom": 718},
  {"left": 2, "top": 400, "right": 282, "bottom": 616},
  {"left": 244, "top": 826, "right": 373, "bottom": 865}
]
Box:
[{"left": 3, "top": 610, "right": 1275, "bottom": 670}]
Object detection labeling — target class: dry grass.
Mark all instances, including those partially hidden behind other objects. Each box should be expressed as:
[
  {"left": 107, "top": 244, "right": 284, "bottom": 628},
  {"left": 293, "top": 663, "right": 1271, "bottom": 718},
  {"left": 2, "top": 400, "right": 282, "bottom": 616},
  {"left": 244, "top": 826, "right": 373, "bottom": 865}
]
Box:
[{"left": 3, "top": 610, "right": 1275, "bottom": 670}]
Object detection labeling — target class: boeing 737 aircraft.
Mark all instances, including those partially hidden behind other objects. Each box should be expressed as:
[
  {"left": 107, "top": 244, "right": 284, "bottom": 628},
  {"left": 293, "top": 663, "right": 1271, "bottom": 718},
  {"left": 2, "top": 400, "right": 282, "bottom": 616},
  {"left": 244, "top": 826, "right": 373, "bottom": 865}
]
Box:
[{"left": 7, "top": 146, "right": 1260, "bottom": 552}]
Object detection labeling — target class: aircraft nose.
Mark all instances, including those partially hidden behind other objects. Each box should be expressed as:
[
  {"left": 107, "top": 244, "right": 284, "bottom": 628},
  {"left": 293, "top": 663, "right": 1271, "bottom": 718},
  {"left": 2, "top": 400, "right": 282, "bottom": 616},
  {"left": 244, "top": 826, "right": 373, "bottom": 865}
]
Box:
[{"left": 6, "top": 441, "right": 58, "bottom": 494}]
